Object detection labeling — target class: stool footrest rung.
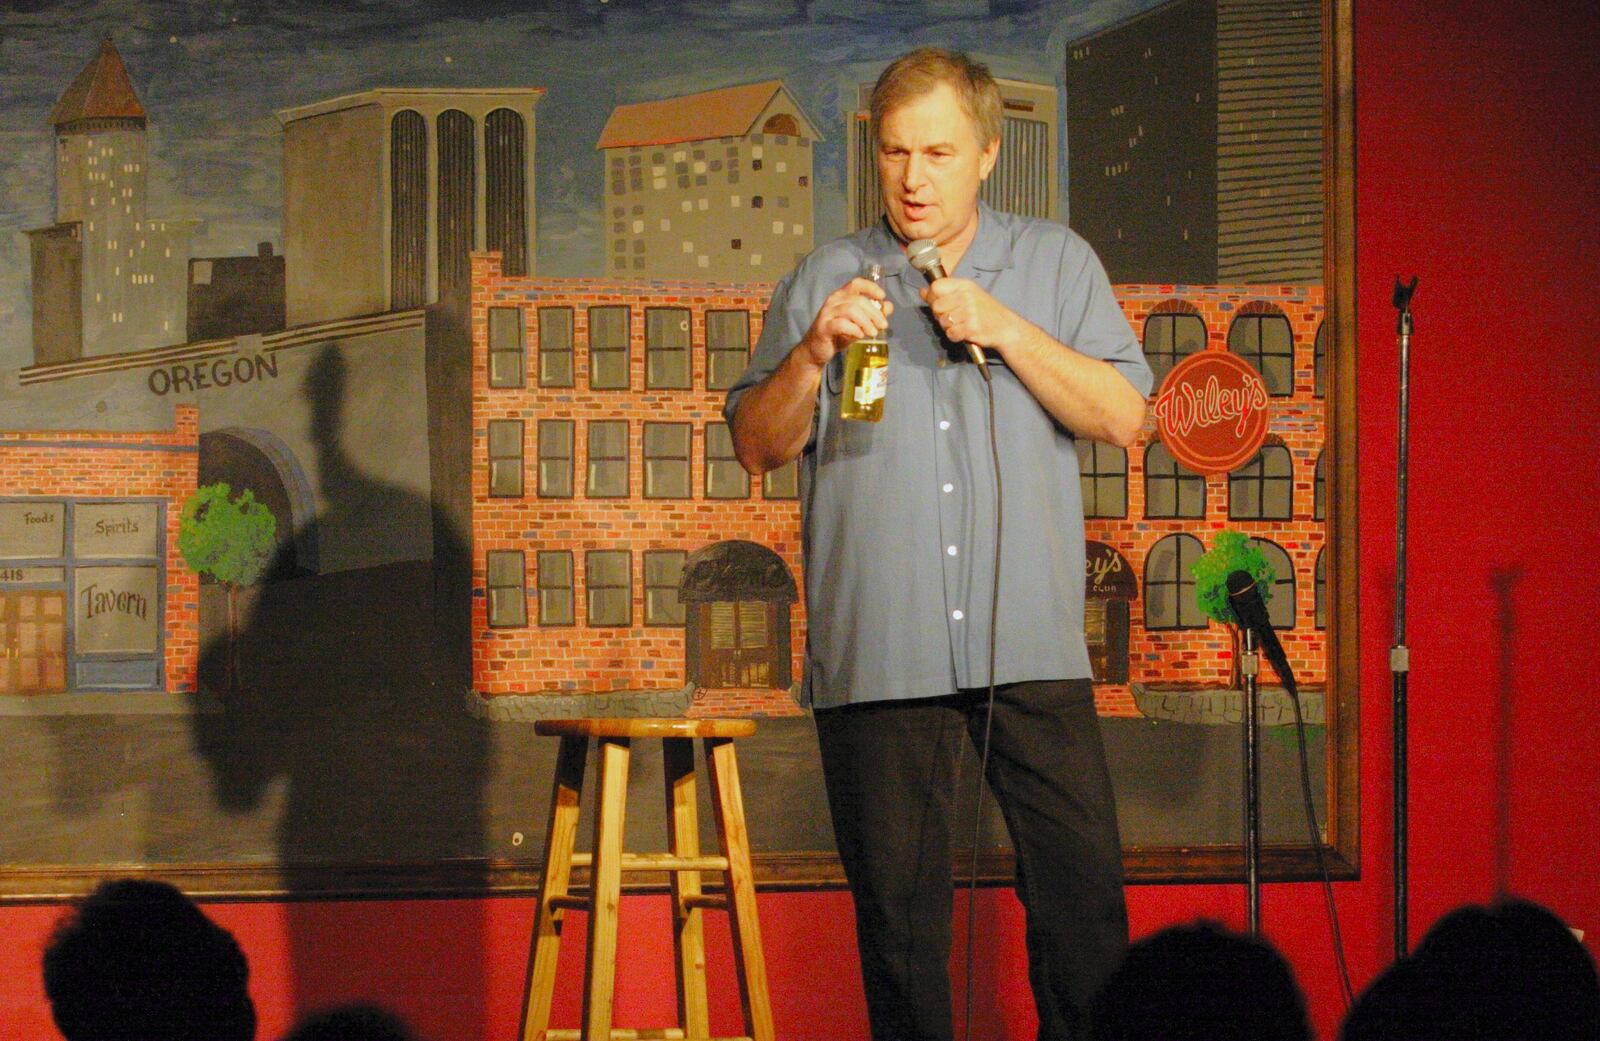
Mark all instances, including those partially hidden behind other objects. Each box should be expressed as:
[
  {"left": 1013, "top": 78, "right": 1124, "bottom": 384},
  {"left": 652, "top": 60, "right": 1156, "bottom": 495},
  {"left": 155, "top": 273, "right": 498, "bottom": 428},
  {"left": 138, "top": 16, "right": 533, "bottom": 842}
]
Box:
[
  {"left": 546, "top": 894, "right": 589, "bottom": 913},
  {"left": 681, "top": 893, "right": 729, "bottom": 911},
  {"left": 568, "top": 852, "right": 730, "bottom": 872}
]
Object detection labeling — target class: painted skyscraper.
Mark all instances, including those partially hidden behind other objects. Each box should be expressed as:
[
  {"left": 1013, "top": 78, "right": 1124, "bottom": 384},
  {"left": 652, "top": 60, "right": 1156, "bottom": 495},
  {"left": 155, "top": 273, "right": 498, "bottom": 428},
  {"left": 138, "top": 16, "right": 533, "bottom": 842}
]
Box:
[
  {"left": 277, "top": 88, "right": 544, "bottom": 326},
  {"left": 26, "top": 37, "right": 196, "bottom": 364}
]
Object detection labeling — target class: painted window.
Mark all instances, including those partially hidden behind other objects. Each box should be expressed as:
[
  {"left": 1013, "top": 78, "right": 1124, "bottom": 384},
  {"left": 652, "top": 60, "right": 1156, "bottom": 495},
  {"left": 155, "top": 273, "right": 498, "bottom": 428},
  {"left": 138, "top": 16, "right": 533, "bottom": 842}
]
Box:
[
  {"left": 538, "top": 307, "right": 573, "bottom": 387},
  {"left": 763, "top": 460, "right": 798, "bottom": 500},
  {"left": 1314, "top": 449, "right": 1326, "bottom": 521},
  {"left": 646, "top": 307, "right": 692, "bottom": 389},
  {"left": 1145, "top": 441, "right": 1206, "bottom": 519},
  {"left": 1315, "top": 548, "right": 1327, "bottom": 631},
  {"left": 1144, "top": 533, "right": 1206, "bottom": 630},
  {"left": 486, "top": 550, "right": 527, "bottom": 628},
  {"left": 537, "top": 551, "right": 574, "bottom": 626},
  {"left": 1228, "top": 311, "right": 1294, "bottom": 396},
  {"left": 587, "top": 421, "right": 629, "bottom": 498},
  {"left": 1255, "top": 538, "right": 1296, "bottom": 630},
  {"left": 1313, "top": 318, "right": 1328, "bottom": 399},
  {"left": 589, "top": 305, "right": 630, "bottom": 389},
  {"left": 1143, "top": 311, "right": 1206, "bottom": 386},
  {"left": 586, "top": 550, "right": 631, "bottom": 627},
  {"left": 644, "top": 423, "right": 691, "bottom": 499},
  {"left": 488, "top": 307, "right": 526, "bottom": 389},
  {"left": 705, "top": 423, "right": 748, "bottom": 500},
  {"left": 487, "top": 420, "right": 524, "bottom": 498},
  {"left": 706, "top": 310, "right": 751, "bottom": 391},
  {"left": 537, "top": 420, "right": 573, "bottom": 498},
  {"left": 644, "top": 550, "right": 687, "bottom": 626},
  {"left": 1229, "top": 444, "right": 1293, "bottom": 520}
]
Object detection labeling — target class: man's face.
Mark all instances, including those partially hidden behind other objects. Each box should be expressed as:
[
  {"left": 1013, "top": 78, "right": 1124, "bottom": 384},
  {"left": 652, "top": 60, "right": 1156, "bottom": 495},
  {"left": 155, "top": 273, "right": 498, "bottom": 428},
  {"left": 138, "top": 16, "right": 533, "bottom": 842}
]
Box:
[{"left": 876, "top": 81, "right": 1000, "bottom": 260}]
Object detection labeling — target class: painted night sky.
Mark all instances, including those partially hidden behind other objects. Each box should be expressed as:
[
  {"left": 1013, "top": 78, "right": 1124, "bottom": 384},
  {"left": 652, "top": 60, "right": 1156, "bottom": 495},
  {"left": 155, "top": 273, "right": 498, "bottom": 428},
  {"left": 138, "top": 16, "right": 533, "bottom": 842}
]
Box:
[{"left": 0, "top": 0, "right": 1171, "bottom": 371}]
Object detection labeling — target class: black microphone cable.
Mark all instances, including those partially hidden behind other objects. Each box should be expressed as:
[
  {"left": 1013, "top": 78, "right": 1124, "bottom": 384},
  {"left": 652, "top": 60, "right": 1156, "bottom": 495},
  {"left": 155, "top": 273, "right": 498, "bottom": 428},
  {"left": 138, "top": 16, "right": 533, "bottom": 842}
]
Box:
[{"left": 959, "top": 351, "right": 1001, "bottom": 1041}]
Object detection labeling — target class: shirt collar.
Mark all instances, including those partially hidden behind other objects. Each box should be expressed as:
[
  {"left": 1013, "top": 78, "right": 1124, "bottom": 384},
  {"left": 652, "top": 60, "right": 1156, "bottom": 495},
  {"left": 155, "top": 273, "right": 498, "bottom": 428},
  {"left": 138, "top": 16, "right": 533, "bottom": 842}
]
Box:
[{"left": 862, "top": 201, "right": 1015, "bottom": 281}]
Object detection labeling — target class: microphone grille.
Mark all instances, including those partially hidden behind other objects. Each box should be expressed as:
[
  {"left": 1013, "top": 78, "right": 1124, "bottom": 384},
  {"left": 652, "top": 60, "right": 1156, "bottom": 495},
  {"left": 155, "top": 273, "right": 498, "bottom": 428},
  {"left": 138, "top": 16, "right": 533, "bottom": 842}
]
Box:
[{"left": 906, "top": 238, "right": 941, "bottom": 274}]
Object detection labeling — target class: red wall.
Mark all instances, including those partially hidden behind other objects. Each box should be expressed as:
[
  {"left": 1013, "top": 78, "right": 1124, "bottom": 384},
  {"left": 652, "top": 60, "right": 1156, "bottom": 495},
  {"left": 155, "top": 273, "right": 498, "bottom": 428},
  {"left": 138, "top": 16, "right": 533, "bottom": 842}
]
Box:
[{"left": 3, "top": 2, "right": 1596, "bottom": 1039}]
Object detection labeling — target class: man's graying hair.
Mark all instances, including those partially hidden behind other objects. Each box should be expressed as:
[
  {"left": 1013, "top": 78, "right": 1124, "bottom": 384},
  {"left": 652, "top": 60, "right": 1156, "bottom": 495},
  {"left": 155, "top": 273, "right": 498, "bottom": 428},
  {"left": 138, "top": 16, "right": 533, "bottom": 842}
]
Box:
[{"left": 869, "top": 47, "right": 1004, "bottom": 146}]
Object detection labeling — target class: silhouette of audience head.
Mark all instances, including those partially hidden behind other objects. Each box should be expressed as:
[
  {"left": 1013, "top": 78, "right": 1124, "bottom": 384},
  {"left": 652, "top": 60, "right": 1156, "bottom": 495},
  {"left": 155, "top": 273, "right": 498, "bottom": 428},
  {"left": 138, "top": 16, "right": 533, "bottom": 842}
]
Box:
[
  {"left": 281, "top": 1003, "right": 419, "bottom": 1041},
  {"left": 42, "top": 878, "right": 256, "bottom": 1041},
  {"left": 1090, "top": 920, "right": 1311, "bottom": 1041},
  {"left": 1341, "top": 897, "right": 1599, "bottom": 1041}
]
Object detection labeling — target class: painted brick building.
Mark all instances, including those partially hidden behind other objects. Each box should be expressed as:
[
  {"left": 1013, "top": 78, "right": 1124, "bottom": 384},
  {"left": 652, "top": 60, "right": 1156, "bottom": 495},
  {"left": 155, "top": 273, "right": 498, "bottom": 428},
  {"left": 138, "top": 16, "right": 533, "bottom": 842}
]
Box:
[
  {"left": 469, "top": 253, "right": 801, "bottom": 716},
  {"left": 470, "top": 248, "right": 1327, "bottom": 719},
  {"left": 0, "top": 405, "right": 200, "bottom": 695},
  {"left": 1088, "top": 284, "right": 1327, "bottom": 717}
]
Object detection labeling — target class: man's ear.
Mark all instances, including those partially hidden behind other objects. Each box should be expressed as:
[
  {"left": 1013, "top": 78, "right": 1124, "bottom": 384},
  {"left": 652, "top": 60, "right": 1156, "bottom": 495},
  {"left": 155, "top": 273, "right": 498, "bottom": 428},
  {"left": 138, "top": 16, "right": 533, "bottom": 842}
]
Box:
[{"left": 978, "top": 137, "right": 1000, "bottom": 181}]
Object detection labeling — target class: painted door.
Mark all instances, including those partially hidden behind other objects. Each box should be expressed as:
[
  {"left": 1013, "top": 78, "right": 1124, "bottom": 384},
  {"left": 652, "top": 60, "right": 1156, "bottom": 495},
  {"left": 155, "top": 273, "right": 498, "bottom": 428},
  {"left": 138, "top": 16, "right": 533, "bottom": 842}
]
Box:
[
  {"left": 1085, "top": 598, "right": 1130, "bottom": 684},
  {"left": 700, "top": 600, "right": 774, "bottom": 688},
  {"left": 0, "top": 590, "right": 68, "bottom": 694}
]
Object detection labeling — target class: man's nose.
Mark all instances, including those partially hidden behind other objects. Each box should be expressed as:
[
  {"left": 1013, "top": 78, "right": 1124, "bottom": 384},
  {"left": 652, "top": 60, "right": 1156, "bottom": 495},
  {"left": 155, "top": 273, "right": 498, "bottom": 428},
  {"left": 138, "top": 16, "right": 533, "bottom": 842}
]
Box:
[{"left": 903, "top": 153, "right": 929, "bottom": 191}]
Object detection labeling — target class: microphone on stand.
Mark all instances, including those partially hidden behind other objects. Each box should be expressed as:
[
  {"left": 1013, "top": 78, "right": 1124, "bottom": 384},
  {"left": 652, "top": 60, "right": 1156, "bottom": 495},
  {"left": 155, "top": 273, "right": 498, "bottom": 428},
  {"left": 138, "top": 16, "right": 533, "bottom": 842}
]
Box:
[
  {"left": 1226, "top": 570, "right": 1297, "bottom": 692},
  {"left": 906, "top": 238, "right": 991, "bottom": 382}
]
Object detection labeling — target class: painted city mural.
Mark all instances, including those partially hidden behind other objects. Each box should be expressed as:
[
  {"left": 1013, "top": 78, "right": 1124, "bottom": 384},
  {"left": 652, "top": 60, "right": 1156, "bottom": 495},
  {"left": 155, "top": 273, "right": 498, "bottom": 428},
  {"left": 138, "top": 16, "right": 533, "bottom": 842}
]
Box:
[{"left": 0, "top": 1, "right": 1329, "bottom": 880}]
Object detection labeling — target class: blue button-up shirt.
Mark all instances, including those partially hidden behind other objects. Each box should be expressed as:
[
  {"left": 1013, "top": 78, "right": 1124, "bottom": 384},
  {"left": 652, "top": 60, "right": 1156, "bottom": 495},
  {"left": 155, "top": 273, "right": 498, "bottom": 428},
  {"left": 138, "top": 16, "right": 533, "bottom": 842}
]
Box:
[{"left": 726, "top": 204, "right": 1152, "bottom": 709}]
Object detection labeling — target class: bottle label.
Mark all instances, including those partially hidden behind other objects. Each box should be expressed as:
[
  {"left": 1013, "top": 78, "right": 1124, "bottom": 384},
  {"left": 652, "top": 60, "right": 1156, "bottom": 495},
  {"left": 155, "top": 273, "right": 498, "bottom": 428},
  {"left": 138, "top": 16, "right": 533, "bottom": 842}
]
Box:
[{"left": 855, "top": 365, "right": 886, "bottom": 407}]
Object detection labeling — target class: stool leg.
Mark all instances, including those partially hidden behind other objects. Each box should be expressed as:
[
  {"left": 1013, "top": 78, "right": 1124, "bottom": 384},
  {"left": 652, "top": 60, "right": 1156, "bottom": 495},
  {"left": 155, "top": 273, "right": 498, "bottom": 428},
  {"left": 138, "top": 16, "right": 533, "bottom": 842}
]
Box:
[
  {"left": 705, "top": 737, "right": 775, "bottom": 1041},
  {"left": 582, "top": 735, "right": 631, "bottom": 1041},
  {"left": 521, "top": 735, "right": 589, "bottom": 1041},
  {"left": 664, "top": 737, "right": 711, "bottom": 1039}
]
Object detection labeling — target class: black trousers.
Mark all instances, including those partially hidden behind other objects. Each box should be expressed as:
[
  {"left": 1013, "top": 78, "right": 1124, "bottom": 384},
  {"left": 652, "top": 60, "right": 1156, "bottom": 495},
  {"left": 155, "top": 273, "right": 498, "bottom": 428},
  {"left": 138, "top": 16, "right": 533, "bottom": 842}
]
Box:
[{"left": 815, "top": 679, "right": 1128, "bottom": 1041}]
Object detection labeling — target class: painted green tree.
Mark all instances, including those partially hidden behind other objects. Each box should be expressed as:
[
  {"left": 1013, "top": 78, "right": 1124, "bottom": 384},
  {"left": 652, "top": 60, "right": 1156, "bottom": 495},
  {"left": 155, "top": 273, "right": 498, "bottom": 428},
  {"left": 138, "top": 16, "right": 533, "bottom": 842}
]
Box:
[
  {"left": 179, "top": 483, "right": 277, "bottom": 695},
  {"left": 1192, "top": 529, "right": 1276, "bottom": 690}
]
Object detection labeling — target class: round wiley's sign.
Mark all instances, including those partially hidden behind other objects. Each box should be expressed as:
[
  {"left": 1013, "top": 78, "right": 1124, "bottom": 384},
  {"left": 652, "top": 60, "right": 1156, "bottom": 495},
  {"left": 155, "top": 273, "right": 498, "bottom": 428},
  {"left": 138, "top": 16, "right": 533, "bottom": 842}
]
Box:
[{"left": 1151, "top": 350, "right": 1272, "bottom": 475}]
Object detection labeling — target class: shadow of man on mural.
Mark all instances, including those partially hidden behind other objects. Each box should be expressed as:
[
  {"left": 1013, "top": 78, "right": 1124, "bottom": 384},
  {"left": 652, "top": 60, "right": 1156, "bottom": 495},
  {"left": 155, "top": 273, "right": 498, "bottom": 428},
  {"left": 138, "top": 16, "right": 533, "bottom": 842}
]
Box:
[{"left": 192, "top": 343, "right": 490, "bottom": 1033}]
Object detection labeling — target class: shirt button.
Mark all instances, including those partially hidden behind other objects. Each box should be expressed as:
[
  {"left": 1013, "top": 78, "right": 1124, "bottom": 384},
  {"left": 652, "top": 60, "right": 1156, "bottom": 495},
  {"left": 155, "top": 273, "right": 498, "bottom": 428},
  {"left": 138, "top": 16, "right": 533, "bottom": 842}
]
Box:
[
  {"left": 952, "top": 609, "right": 964, "bottom": 621},
  {"left": 946, "top": 545, "right": 958, "bottom": 556},
  {"left": 942, "top": 483, "right": 954, "bottom": 493},
  {"left": 939, "top": 420, "right": 951, "bottom": 431}
]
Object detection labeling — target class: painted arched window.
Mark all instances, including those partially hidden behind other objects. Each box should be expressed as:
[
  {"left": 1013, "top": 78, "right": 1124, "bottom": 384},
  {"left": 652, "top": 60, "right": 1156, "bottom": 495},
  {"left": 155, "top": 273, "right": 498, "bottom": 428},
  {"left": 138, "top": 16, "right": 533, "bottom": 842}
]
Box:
[
  {"left": 1315, "top": 547, "right": 1327, "bottom": 630},
  {"left": 486, "top": 108, "right": 528, "bottom": 277},
  {"left": 1144, "top": 441, "right": 1206, "bottom": 519},
  {"left": 389, "top": 110, "right": 427, "bottom": 309},
  {"left": 1143, "top": 308, "right": 1206, "bottom": 386},
  {"left": 1228, "top": 307, "right": 1294, "bottom": 396},
  {"left": 437, "top": 109, "right": 476, "bottom": 298},
  {"left": 1313, "top": 318, "right": 1328, "bottom": 399},
  {"left": 1229, "top": 443, "right": 1294, "bottom": 520},
  {"left": 1255, "top": 538, "right": 1297, "bottom": 630},
  {"left": 1314, "top": 448, "right": 1326, "bottom": 521},
  {"left": 762, "top": 114, "right": 799, "bottom": 136},
  {"left": 1144, "top": 533, "right": 1206, "bottom": 630}
]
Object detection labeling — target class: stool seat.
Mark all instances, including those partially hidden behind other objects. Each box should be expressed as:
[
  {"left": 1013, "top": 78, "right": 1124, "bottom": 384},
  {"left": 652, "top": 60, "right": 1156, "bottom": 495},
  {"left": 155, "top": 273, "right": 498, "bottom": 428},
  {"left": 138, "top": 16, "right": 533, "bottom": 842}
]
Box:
[
  {"left": 534, "top": 717, "right": 756, "bottom": 740},
  {"left": 520, "top": 717, "right": 774, "bottom": 1041}
]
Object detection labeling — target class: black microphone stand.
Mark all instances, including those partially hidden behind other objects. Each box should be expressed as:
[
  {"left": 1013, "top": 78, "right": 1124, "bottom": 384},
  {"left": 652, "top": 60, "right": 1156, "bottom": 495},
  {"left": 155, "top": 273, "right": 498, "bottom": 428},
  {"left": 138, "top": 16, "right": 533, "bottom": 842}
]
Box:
[
  {"left": 1241, "top": 627, "right": 1262, "bottom": 936},
  {"left": 1392, "top": 276, "right": 1417, "bottom": 959}
]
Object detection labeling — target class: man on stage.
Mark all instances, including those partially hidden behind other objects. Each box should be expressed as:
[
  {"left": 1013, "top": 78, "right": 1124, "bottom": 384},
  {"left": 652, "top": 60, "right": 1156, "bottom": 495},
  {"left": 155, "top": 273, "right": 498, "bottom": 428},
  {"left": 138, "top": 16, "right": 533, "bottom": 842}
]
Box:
[{"left": 725, "top": 47, "right": 1152, "bottom": 1040}]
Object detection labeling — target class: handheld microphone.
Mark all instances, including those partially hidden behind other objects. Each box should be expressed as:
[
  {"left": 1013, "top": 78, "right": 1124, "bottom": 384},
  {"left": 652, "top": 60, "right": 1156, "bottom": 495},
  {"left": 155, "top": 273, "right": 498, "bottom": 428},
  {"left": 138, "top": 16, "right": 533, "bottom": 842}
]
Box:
[
  {"left": 1226, "top": 569, "right": 1297, "bottom": 691},
  {"left": 906, "top": 238, "right": 990, "bottom": 381}
]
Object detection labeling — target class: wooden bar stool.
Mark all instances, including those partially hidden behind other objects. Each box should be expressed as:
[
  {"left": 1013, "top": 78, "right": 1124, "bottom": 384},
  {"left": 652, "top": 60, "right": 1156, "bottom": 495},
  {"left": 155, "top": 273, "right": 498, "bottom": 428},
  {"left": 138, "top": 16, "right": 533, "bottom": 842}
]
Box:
[{"left": 520, "top": 718, "right": 774, "bottom": 1041}]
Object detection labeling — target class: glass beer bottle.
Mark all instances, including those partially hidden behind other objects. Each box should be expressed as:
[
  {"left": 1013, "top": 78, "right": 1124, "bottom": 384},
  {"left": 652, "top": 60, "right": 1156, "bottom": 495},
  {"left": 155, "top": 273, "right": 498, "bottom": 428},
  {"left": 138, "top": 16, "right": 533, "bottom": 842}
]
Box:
[{"left": 840, "top": 264, "right": 888, "bottom": 422}]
